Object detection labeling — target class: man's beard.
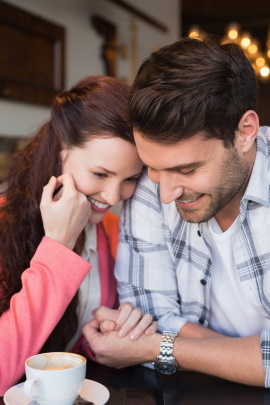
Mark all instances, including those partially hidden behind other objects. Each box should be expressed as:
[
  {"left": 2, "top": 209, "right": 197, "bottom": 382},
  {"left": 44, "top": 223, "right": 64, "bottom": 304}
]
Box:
[{"left": 175, "top": 147, "right": 251, "bottom": 224}]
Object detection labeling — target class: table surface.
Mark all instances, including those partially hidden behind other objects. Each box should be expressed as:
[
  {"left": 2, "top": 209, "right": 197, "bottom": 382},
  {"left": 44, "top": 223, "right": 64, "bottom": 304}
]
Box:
[
  {"left": 1, "top": 360, "right": 269, "bottom": 405},
  {"left": 86, "top": 361, "right": 268, "bottom": 405}
]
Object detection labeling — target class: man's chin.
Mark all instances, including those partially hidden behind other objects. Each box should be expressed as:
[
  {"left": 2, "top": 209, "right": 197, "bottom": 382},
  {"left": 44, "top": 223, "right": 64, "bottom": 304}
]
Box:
[{"left": 176, "top": 206, "right": 212, "bottom": 224}]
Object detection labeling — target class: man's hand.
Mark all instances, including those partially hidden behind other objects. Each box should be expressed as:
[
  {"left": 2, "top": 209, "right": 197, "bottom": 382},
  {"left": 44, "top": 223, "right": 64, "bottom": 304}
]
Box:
[
  {"left": 82, "top": 319, "right": 160, "bottom": 368},
  {"left": 92, "top": 303, "right": 158, "bottom": 340},
  {"left": 40, "top": 174, "right": 92, "bottom": 250}
]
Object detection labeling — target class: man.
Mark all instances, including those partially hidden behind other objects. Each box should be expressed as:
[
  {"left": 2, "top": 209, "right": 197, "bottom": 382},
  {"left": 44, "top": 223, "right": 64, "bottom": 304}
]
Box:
[{"left": 83, "top": 36, "right": 269, "bottom": 387}]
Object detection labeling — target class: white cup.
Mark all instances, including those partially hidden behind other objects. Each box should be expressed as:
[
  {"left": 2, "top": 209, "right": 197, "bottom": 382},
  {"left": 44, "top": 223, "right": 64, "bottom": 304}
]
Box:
[{"left": 23, "top": 352, "right": 86, "bottom": 405}]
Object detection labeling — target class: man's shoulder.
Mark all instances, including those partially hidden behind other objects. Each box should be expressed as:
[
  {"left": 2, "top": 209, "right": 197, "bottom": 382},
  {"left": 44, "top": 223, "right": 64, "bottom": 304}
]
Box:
[
  {"left": 258, "top": 126, "right": 270, "bottom": 146},
  {"left": 137, "top": 170, "right": 158, "bottom": 190},
  {"left": 131, "top": 170, "right": 160, "bottom": 205}
]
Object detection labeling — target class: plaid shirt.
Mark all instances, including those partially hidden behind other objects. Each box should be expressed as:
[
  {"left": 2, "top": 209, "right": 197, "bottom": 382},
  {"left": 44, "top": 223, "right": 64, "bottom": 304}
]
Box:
[{"left": 115, "top": 126, "right": 270, "bottom": 387}]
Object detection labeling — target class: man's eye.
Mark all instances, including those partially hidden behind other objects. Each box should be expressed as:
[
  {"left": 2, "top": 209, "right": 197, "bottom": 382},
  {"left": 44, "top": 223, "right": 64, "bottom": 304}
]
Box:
[{"left": 180, "top": 169, "right": 196, "bottom": 176}]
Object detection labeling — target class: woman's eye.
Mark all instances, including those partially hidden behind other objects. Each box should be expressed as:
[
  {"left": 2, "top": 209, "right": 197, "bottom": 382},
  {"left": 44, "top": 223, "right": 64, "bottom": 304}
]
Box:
[
  {"left": 92, "top": 172, "right": 107, "bottom": 178},
  {"left": 125, "top": 175, "right": 141, "bottom": 183}
]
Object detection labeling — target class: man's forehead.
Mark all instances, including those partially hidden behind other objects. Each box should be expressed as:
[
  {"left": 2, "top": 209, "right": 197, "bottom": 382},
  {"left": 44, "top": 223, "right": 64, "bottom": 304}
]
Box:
[{"left": 133, "top": 130, "right": 221, "bottom": 171}]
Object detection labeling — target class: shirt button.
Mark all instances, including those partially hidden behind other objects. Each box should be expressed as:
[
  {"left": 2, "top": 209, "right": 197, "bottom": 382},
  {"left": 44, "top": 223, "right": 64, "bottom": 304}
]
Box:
[
  {"left": 200, "top": 279, "right": 207, "bottom": 285},
  {"left": 199, "top": 318, "right": 205, "bottom": 324}
]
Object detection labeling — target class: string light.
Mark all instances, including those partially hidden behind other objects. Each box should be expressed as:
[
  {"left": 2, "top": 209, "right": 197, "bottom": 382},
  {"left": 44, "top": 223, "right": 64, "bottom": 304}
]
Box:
[{"left": 187, "top": 23, "right": 270, "bottom": 81}]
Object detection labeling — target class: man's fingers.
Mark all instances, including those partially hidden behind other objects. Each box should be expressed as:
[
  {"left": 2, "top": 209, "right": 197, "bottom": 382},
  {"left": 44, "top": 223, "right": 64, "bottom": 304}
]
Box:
[{"left": 82, "top": 319, "right": 101, "bottom": 342}]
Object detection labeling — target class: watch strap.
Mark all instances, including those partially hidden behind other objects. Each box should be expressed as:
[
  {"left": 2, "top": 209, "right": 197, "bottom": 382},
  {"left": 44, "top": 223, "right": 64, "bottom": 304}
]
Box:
[{"left": 158, "top": 331, "right": 177, "bottom": 359}]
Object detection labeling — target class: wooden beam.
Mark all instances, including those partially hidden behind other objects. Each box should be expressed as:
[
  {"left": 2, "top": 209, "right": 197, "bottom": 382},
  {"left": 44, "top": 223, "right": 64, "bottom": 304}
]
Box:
[{"left": 105, "top": 0, "right": 168, "bottom": 32}]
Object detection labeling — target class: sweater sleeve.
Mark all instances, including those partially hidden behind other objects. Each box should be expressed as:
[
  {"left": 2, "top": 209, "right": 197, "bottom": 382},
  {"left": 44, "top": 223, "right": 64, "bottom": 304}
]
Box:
[{"left": 0, "top": 236, "right": 90, "bottom": 395}]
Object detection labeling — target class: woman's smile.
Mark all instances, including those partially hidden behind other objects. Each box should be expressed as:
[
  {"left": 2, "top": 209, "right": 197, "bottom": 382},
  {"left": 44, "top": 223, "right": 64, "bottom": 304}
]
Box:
[{"left": 88, "top": 197, "right": 110, "bottom": 212}]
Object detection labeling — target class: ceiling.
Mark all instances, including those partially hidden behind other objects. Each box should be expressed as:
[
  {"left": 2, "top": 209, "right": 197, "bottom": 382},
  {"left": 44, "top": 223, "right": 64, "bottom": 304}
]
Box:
[
  {"left": 181, "top": 0, "right": 270, "bottom": 46},
  {"left": 181, "top": 0, "right": 270, "bottom": 125}
]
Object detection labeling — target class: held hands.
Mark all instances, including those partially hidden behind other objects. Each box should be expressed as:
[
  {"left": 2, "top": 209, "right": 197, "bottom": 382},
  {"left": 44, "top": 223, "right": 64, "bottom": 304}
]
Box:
[
  {"left": 40, "top": 175, "right": 92, "bottom": 250},
  {"left": 82, "top": 303, "right": 160, "bottom": 368},
  {"left": 92, "top": 302, "right": 158, "bottom": 340}
]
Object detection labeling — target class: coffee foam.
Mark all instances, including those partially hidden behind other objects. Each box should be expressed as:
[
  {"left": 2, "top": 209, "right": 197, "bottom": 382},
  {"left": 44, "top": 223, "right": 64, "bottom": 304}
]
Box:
[{"left": 26, "top": 352, "right": 86, "bottom": 371}]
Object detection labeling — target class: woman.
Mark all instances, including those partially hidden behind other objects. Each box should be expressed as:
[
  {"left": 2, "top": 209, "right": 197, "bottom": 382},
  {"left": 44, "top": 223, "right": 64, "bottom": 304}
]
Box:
[{"left": 0, "top": 75, "right": 156, "bottom": 395}]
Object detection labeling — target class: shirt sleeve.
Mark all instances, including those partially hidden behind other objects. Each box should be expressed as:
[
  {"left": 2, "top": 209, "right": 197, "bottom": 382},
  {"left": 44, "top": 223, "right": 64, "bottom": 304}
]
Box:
[
  {"left": 0, "top": 237, "right": 90, "bottom": 395},
  {"left": 260, "top": 329, "right": 270, "bottom": 387},
  {"left": 115, "top": 171, "right": 187, "bottom": 334}
]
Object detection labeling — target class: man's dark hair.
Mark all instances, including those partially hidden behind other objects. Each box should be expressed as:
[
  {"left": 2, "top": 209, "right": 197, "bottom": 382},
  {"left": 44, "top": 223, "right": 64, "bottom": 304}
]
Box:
[{"left": 129, "top": 35, "right": 258, "bottom": 146}]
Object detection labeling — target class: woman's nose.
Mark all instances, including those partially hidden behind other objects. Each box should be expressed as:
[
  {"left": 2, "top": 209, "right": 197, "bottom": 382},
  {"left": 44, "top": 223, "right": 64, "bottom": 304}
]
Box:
[{"left": 101, "top": 185, "right": 122, "bottom": 206}]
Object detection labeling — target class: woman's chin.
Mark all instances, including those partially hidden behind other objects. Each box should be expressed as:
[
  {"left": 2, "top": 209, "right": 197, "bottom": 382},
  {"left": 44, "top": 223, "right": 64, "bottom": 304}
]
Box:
[{"left": 88, "top": 210, "right": 107, "bottom": 224}]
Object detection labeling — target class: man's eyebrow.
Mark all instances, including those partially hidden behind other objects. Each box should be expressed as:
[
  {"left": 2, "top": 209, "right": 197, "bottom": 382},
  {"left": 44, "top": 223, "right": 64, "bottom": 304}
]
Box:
[{"left": 148, "top": 161, "right": 204, "bottom": 171}]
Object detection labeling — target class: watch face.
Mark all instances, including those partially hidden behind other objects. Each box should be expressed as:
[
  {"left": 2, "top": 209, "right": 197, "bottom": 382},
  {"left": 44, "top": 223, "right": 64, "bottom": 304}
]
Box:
[{"left": 154, "top": 361, "right": 177, "bottom": 374}]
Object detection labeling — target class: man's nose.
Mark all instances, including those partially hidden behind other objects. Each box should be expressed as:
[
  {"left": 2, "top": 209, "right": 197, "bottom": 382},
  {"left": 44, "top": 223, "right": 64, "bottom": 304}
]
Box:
[{"left": 148, "top": 169, "right": 184, "bottom": 204}]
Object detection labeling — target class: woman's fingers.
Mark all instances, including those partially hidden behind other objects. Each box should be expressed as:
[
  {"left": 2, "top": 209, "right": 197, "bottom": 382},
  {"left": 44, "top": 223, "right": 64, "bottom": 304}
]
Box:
[
  {"left": 118, "top": 313, "right": 155, "bottom": 340},
  {"left": 114, "top": 302, "right": 135, "bottom": 331},
  {"left": 40, "top": 176, "right": 57, "bottom": 203},
  {"left": 99, "top": 319, "right": 116, "bottom": 333},
  {"left": 144, "top": 321, "right": 159, "bottom": 335},
  {"left": 40, "top": 173, "right": 91, "bottom": 249}
]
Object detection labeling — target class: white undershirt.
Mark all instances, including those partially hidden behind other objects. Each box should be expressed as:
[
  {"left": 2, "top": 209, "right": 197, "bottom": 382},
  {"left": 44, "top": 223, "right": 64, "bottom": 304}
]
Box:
[
  {"left": 66, "top": 222, "right": 101, "bottom": 351},
  {"left": 207, "top": 217, "right": 270, "bottom": 337}
]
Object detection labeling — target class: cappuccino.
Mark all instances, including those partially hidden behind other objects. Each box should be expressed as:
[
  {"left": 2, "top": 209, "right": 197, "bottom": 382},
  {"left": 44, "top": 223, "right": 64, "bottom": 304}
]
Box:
[
  {"left": 24, "top": 352, "right": 86, "bottom": 405},
  {"left": 26, "top": 352, "right": 85, "bottom": 371},
  {"left": 43, "top": 365, "right": 74, "bottom": 371}
]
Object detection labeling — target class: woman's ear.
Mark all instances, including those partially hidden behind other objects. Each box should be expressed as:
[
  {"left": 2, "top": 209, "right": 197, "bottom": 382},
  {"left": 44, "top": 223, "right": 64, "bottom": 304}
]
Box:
[
  {"left": 60, "top": 148, "right": 69, "bottom": 163},
  {"left": 237, "top": 110, "right": 259, "bottom": 153}
]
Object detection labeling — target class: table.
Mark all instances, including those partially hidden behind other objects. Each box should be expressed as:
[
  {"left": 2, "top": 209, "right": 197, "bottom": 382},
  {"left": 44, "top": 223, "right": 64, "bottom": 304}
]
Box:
[
  {"left": 85, "top": 361, "right": 269, "bottom": 405},
  {"left": 1, "top": 360, "right": 269, "bottom": 405}
]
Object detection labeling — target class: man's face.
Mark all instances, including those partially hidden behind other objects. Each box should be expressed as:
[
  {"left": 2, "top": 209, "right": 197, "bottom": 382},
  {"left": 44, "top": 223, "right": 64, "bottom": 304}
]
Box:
[{"left": 134, "top": 131, "right": 251, "bottom": 225}]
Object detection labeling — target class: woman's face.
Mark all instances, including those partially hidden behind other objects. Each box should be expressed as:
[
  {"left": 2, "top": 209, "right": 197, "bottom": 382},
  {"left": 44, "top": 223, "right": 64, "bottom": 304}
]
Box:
[{"left": 61, "top": 136, "right": 143, "bottom": 224}]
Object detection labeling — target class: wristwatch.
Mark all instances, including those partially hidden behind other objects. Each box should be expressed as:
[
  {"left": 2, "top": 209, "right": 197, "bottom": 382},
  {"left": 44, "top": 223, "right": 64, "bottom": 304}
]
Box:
[{"left": 153, "top": 331, "right": 177, "bottom": 374}]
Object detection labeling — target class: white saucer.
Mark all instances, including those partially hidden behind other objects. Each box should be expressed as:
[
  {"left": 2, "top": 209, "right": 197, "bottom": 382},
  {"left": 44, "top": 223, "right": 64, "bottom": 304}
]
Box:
[{"left": 4, "top": 379, "right": 110, "bottom": 405}]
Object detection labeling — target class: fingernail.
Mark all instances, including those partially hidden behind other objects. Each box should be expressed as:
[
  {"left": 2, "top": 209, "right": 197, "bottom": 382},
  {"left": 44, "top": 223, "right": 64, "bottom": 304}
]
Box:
[
  {"left": 130, "top": 334, "right": 137, "bottom": 340},
  {"left": 118, "top": 330, "right": 125, "bottom": 337}
]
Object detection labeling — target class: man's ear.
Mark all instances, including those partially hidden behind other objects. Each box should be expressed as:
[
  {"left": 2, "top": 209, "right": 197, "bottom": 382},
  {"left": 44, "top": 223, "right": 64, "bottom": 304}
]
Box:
[{"left": 237, "top": 110, "right": 259, "bottom": 153}]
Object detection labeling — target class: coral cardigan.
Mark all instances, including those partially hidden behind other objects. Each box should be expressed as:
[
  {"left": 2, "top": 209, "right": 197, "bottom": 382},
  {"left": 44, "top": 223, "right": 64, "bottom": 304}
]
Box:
[{"left": 0, "top": 209, "right": 119, "bottom": 395}]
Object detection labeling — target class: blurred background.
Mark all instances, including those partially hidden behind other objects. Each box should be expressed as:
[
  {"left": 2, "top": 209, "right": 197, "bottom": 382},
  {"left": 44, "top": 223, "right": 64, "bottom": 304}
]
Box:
[{"left": 0, "top": 0, "right": 269, "bottom": 179}]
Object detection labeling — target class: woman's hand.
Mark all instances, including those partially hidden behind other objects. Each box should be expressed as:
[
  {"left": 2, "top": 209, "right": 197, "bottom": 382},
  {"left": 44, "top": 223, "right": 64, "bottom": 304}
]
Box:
[
  {"left": 91, "top": 303, "right": 158, "bottom": 340},
  {"left": 40, "top": 174, "right": 92, "bottom": 250}
]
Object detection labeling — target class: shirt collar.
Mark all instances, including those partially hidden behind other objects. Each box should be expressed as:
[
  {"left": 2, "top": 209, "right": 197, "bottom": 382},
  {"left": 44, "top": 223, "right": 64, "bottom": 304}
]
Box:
[{"left": 240, "top": 126, "right": 270, "bottom": 220}]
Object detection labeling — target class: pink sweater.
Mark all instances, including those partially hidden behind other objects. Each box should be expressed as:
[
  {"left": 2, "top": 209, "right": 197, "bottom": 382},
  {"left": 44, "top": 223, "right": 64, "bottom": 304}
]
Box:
[{"left": 0, "top": 214, "right": 118, "bottom": 395}]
